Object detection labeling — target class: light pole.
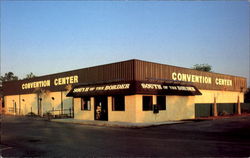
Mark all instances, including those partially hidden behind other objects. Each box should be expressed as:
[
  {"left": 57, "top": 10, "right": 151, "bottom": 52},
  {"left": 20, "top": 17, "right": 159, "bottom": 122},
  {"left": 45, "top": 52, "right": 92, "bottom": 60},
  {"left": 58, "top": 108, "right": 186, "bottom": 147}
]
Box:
[
  {"left": 51, "top": 97, "right": 55, "bottom": 116},
  {"left": 22, "top": 99, "right": 25, "bottom": 115},
  {"left": 39, "top": 98, "right": 42, "bottom": 116},
  {"left": 12, "top": 100, "right": 15, "bottom": 115}
]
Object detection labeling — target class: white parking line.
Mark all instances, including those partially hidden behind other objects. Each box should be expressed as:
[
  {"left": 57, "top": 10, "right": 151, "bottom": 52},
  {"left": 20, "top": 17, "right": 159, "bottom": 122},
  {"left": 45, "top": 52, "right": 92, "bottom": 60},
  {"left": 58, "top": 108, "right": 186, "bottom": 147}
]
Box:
[{"left": 0, "top": 147, "right": 13, "bottom": 152}]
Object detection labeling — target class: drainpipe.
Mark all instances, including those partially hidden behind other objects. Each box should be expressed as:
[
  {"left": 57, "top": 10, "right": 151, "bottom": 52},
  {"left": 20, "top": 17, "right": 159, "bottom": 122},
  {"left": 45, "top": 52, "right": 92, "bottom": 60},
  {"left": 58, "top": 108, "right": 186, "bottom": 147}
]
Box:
[
  {"left": 213, "top": 97, "right": 218, "bottom": 117},
  {"left": 72, "top": 97, "right": 74, "bottom": 118},
  {"left": 237, "top": 95, "right": 241, "bottom": 115},
  {"left": 39, "top": 98, "right": 42, "bottom": 117},
  {"left": 61, "top": 91, "right": 63, "bottom": 115},
  {"left": 37, "top": 93, "right": 40, "bottom": 115},
  {"left": 19, "top": 94, "right": 21, "bottom": 115},
  {"left": 12, "top": 100, "right": 15, "bottom": 115}
]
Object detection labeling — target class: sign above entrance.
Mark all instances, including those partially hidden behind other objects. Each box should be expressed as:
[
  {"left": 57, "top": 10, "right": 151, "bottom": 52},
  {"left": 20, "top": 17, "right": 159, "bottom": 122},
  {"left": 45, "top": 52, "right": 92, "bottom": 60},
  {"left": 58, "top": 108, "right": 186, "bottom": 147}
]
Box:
[
  {"left": 140, "top": 83, "right": 196, "bottom": 92},
  {"left": 138, "top": 82, "right": 201, "bottom": 96},
  {"left": 67, "top": 81, "right": 202, "bottom": 97},
  {"left": 73, "top": 84, "right": 130, "bottom": 93}
]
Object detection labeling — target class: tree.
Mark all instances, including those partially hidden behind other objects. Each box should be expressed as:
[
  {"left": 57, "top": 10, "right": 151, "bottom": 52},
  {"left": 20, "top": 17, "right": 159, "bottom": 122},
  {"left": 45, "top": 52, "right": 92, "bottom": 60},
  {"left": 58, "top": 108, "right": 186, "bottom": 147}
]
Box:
[
  {"left": 245, "top": 87, "right": 250, "bottom": 103},
  {"left": 192, "top": 64, "right": 212, "bottom": 72},
  {"left": 0, "top": 72, "right": 18, "bottom": 87},
  {"left": 0, "top": 72, "right": 18, "bottom": 82},
  {"left": 24, "top": 72, "right": 36, "bottom": 79}
]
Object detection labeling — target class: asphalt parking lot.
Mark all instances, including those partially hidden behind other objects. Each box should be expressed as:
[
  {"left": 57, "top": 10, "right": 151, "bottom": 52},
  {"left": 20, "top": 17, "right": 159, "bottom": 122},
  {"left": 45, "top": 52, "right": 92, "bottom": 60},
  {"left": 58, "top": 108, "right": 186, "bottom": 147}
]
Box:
[{"left": 1, "top": 115, "right": 250, "bottom": 157}]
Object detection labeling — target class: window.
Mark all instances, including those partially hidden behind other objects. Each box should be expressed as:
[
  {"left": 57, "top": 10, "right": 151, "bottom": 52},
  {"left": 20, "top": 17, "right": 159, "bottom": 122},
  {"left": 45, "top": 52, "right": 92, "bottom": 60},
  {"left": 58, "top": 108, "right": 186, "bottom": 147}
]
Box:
[
  {"left": 112, "top": 95, "right": 125, "bottom": 111},
  {"left": 157, "top": 96, "right": 166, "bottom": 110},
  {"left": 143, "top": 96, "right": 153, "bottom": 111},
  {"left": 81, "top": 97, "right": 91, "bottom": 111}
]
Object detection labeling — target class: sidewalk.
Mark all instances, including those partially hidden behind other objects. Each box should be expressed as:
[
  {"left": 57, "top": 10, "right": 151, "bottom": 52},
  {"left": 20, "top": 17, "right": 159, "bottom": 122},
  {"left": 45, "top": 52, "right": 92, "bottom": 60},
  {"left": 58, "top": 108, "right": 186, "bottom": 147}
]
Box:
[
  {"left": 51, "top": 113, "right": 250, "bottom": 128},
  {"left": 51, "top": 119, "right": 188, "bottom": 128}
]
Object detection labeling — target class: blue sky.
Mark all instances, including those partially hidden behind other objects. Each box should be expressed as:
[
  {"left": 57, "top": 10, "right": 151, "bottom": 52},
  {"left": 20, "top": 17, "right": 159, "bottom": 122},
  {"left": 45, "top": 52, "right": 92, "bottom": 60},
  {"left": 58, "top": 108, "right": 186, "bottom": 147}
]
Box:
[{"left": 1, "top": 1, "right": 249, "bottom": 85}]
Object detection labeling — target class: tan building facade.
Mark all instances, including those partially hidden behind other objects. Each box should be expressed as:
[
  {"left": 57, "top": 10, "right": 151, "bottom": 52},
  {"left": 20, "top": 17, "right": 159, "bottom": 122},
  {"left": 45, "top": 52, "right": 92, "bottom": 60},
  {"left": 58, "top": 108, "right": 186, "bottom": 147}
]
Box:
[
  {"left": 2, "top": 59, "right": 247, "bottom": 123},
  {"left": 73, "top": 95, "right": 195, "bottom": 123}
]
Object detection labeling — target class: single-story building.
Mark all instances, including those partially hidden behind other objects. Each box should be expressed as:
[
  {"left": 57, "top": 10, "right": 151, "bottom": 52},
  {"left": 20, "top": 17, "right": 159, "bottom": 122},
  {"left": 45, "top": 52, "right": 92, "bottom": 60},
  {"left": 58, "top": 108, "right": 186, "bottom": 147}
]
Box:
[{"left": 2, "top": 59, "right": 247, "bottom": 123}]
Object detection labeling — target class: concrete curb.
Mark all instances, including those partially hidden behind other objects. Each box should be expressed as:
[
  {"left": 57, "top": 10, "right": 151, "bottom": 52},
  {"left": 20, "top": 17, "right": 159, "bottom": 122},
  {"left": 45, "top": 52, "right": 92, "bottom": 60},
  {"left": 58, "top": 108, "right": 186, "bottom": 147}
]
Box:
[{"left": 51, "top": 119, "right": 188, "bottom": 128}]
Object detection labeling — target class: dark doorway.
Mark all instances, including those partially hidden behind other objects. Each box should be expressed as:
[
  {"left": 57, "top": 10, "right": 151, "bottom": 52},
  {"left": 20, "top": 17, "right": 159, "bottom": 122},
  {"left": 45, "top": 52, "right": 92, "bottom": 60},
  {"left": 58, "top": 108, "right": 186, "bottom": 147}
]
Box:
[{"left": 94, "top": 96, "right": 108, "bottom": 121}]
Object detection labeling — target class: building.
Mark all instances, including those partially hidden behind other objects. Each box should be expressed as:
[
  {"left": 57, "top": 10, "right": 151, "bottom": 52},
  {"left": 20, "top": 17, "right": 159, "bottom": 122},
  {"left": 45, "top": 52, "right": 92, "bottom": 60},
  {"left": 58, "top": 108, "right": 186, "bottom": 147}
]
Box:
[
  {"left": 2, "top": 59, "right": 247, "bottom": 123},
  {"left": 0, "top": 86, "right": 3, "bottom": 114}
]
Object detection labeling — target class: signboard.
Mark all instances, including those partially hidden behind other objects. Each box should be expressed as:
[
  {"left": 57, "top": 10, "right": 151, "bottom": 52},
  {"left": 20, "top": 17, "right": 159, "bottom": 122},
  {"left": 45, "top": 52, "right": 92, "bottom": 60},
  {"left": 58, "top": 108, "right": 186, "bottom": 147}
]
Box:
[
  {"left": 73, "top": 84, "right": 130, "bottom": 93},
  {"left": 171, "top": 72, "right": 233, "bottom": 86},
  {"left": 21, "top": 75, "right": 79, "bottom": 90},
  {"left": 67, "top": 81, "right": 201, "bottom": 97}
]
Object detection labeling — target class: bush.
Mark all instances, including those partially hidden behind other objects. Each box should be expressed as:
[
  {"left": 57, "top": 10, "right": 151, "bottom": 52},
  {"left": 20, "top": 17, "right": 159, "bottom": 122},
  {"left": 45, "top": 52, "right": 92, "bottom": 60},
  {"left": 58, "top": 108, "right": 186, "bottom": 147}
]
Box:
[
  {"left": 219, "top": 110, "right": 230, "bottom": 116},
  {"left": 43, "top": 111, "right": 53, "bottom": 120},
  {"left": 26, "top": 112, "right": 38, "bottom": 117}
]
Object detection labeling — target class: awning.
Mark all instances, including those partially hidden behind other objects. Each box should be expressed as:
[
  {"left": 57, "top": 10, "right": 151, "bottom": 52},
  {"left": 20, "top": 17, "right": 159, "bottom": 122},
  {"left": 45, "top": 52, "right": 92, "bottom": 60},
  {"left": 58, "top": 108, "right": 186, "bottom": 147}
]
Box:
[{"left": 67, "top": 81, "right": 202, "bottom": 97}]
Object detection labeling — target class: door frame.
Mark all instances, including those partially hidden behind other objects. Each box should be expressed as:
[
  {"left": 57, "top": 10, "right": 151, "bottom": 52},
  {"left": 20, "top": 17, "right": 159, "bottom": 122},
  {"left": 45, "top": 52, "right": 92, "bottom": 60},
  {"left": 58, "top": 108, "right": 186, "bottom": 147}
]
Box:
[{"left": 94, "top": 96, "right": 108, "bottom": 121}]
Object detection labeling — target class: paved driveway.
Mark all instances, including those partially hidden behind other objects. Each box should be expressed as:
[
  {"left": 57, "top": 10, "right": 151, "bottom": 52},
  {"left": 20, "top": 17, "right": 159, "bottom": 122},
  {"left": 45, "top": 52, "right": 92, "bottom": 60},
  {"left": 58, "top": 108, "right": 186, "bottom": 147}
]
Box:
[{"left": 1, "top": 115, "right": 250, "bottom": 157}]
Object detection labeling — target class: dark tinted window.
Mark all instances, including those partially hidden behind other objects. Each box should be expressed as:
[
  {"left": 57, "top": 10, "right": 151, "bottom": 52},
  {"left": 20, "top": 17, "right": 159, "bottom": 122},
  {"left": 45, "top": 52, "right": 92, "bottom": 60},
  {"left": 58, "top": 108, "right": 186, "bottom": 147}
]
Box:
[
  {"left": 112, "top": 95, "right": 125, "bottom": 111},
  {"left": 143, "top": 96, "right": 153, "bottom": 111},
  {"left": 157, "top": 96, "right": 166, "bottom": 110}
]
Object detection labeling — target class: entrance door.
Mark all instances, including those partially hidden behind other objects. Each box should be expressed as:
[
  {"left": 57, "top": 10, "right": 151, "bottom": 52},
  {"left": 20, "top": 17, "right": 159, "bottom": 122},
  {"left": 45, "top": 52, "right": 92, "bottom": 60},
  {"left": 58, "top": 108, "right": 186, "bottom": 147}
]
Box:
[{"left": 94, "top": 96, "right": 108, "bottom": 121}]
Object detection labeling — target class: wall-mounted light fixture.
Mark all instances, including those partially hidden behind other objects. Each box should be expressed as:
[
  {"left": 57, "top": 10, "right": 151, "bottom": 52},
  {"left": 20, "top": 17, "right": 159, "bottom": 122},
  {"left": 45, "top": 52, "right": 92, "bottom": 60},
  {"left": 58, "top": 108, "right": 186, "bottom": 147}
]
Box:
[{"left": 240, "top": 87, "right": 244, "bottom": 92}]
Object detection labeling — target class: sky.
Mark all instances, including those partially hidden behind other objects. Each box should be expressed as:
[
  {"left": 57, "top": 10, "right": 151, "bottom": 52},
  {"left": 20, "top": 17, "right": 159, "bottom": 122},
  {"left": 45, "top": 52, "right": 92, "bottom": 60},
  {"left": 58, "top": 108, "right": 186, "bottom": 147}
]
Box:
[{"left": 1, "top": 1, "right": 249, "bottom": 85}]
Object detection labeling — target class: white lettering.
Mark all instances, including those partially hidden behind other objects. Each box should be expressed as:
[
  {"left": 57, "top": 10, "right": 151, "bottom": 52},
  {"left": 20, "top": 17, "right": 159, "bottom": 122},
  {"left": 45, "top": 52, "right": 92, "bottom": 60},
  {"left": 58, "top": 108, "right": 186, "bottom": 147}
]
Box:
[
  {"left": 22, "top": 80, "right": 51, "bottom": 90},
  {"left": 171, "top": 72, "right": 212, "bottom": 84},
  {"left": 172, "top": 72, "right": 177, "bottom": 80},
  {"left": 73, "top": 84, "right": 131, "bottom": 93},
  {"left": 54, "top": 79, "right": 58, "bottom": 86},
  {"left": 215, "top": 78, "right": 233, "bottom": 86},
  {"left": 141, "top": 83, "right": 162, "bottom": 89},
  {"left": 53, "top": 75, "right": 79, "bottom": 86}
]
